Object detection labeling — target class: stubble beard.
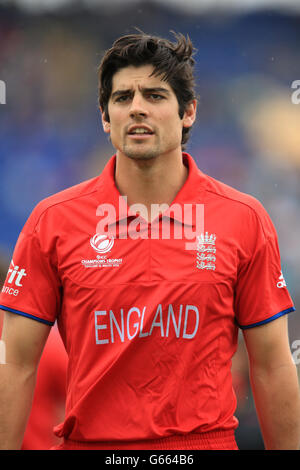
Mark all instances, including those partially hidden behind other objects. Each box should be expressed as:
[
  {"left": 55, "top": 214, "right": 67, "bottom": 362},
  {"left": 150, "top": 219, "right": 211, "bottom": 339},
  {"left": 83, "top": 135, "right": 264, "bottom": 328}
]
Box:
[{"left": 122, "top": 134, "right": 161, "bottom": 161}]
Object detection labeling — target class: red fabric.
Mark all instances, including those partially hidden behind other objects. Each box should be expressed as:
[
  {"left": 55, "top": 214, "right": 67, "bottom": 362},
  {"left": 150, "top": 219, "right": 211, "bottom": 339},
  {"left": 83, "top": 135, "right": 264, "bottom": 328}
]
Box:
[
  {"left": 52, "top": 430, "right": 238, "bottom": 450},
  {"left": 0, "top": 153, "right": 294, "bottom": 447}
]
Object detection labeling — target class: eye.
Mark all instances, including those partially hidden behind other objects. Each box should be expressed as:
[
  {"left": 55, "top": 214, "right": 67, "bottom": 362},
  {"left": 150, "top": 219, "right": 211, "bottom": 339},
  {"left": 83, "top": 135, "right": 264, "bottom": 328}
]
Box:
[
  {"left": 148, "top": 93, "right": 164, "bottom": 100},
  {"left": 115, "top": 95, "right": 130, "bottom": 103}
]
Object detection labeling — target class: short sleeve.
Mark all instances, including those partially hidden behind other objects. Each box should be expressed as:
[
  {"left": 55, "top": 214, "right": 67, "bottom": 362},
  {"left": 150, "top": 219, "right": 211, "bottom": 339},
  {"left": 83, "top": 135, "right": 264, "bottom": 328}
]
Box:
[
  {"left": 234, "top": 203, "right": 295, "bottom": 329},
  {"left": 0, "top": 206, "right": 61, "bottom": 326}
]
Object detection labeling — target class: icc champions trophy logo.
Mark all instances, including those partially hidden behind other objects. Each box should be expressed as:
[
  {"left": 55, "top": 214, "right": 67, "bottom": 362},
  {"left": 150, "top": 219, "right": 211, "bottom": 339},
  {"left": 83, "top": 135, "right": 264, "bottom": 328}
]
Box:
[{"left": 90, "top": 234, "right": 114, "bottom": 254}]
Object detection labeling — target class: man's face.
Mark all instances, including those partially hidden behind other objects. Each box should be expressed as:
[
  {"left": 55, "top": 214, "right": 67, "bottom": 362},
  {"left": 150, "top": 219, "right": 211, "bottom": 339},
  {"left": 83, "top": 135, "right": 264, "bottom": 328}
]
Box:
[{"left": 102, "top": 64, "right": 196, "bottom": 161}]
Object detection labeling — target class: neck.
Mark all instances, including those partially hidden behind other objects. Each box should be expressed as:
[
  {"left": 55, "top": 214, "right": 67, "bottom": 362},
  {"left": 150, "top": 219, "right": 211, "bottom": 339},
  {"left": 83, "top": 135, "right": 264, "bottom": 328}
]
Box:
[{"left": 115, "top": 150, "right": 188, "bottom": 222}]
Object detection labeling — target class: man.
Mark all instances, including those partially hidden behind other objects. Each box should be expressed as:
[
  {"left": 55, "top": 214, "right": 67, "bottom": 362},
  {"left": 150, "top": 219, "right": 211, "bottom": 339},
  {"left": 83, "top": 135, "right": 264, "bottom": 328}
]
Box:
[
  {"left": 0, "top": 32, "right": 299, "bottom": 451},
  {"left": 20, "top": 325, "right": 67, "bottom": 450}
]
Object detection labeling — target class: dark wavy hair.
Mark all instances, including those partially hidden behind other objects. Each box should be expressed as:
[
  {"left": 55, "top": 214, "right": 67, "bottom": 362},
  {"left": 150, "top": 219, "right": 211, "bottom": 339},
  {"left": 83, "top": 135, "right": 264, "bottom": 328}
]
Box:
[{"left": 97, "top": 31, "right": 197, "bottom": 147}]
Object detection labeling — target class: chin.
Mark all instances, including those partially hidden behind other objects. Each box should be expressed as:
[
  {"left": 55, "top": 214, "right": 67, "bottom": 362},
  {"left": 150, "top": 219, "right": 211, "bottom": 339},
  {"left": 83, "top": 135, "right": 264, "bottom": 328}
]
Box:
[{"left": 123, "top": 146, "right": 160, "bottom": 161}]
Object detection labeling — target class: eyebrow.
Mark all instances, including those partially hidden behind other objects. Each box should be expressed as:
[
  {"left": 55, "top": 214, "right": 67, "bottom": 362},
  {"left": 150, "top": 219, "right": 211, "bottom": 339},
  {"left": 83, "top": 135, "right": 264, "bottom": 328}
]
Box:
[{"left": 111, "top": 87, "right": 171, "bottom": 100}]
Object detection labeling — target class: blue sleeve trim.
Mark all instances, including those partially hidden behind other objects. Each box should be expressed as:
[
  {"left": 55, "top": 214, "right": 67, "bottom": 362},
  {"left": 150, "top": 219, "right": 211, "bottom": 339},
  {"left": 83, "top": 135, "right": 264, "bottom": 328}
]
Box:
[
  {"left": 237, "top": 306, "right": 296, "bottom": 330},
  {"left": 0, "top": 305, "right": 54, "bottom": 326}
]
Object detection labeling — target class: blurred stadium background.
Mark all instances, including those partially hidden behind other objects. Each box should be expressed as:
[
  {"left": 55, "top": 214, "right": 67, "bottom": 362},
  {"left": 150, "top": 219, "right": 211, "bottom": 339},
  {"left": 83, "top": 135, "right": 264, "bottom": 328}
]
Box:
[{"left": 0, "top": 0, "right": 299, "bottom": 450}]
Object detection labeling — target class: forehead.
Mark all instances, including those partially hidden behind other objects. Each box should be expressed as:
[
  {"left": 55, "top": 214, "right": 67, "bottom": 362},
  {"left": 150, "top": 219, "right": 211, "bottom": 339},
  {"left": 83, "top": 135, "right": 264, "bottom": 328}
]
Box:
[{"left": 111, "top": 64, "right": 173, "bottom": 93}]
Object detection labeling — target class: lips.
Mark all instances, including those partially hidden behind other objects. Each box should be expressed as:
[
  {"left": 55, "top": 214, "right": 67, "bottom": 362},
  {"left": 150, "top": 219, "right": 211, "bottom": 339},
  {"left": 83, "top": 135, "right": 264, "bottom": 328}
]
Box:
[{"left": 127, "top": 124, "right": 154, "bottom": 135}]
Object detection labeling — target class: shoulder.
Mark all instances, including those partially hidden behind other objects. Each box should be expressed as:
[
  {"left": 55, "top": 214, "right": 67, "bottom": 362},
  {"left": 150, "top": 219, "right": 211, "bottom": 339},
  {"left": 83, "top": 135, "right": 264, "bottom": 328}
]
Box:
[
  {"left": 22, "top": 175, "right": 100, "bottom": 234},
  {"left": 188, "top": 153, "right": 268, "bottom": 223},
  {"left": 37, "top": 175, "right": 99, "bottom": 210},
  {"left": 205, "top": 173, "right": 263, "bottom": 212},
  {"left": 203, "top": 173, "right": 276, "bottom": 238}
]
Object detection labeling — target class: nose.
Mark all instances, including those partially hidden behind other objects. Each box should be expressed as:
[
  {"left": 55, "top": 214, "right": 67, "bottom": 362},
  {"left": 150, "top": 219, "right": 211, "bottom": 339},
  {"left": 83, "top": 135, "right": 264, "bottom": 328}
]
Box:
[{"left": 129, "top": 93, "right": 148, "bottom": 119}]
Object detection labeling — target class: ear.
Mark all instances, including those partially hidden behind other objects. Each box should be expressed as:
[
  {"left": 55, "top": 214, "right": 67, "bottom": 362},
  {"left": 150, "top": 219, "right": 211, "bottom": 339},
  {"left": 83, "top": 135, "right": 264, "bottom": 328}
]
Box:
[
  {"left": 182, "top": 100, "right": 197, "bottom": 129},
  {"left": 100, "top": 107, "right": 110, "bottom": 134}
]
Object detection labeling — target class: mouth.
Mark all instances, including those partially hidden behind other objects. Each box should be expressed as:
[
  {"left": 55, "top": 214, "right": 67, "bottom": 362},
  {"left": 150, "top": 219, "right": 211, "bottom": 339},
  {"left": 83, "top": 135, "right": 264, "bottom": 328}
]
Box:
[{"left": 127, "top": 125, "right": 154, "bottom": 137}]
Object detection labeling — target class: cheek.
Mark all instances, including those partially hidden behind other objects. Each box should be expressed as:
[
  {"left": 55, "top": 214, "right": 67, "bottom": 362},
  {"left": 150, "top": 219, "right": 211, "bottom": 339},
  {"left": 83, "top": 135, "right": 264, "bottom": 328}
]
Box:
[
  {"left": 161, "top": 117, "right": 182, "bottom": 140},
  {"left": 109, "top": 129, "right": 123, "bottom": 148},
  {"left": 106, "top": 107, "right": 122, "bottom": 131},
  {"left": 107, "top": 116, "right": 124, "bottom": 139}
]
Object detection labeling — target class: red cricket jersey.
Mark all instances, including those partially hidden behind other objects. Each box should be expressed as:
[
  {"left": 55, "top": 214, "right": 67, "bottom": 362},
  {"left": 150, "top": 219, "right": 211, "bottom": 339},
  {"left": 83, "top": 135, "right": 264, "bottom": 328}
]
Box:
[{"left": 0, "top": 153, "right": 295, "bottom": 450}]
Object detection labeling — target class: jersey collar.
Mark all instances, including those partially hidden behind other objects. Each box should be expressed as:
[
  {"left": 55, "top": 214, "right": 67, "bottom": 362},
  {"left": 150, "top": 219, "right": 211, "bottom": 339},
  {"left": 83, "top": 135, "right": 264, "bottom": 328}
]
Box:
[{"left": 96, "top": 153, "right": 207, "bottom": 228}]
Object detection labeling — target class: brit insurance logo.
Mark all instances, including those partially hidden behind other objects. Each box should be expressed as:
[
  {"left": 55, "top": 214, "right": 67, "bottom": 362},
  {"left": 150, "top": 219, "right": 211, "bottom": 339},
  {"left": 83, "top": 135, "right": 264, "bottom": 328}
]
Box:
[
  {"left": 81, "top": 233, "right": 122, "bottom": 269},
  {"left": 1, "top": 259, "right": 27, "bottom": 297}
]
